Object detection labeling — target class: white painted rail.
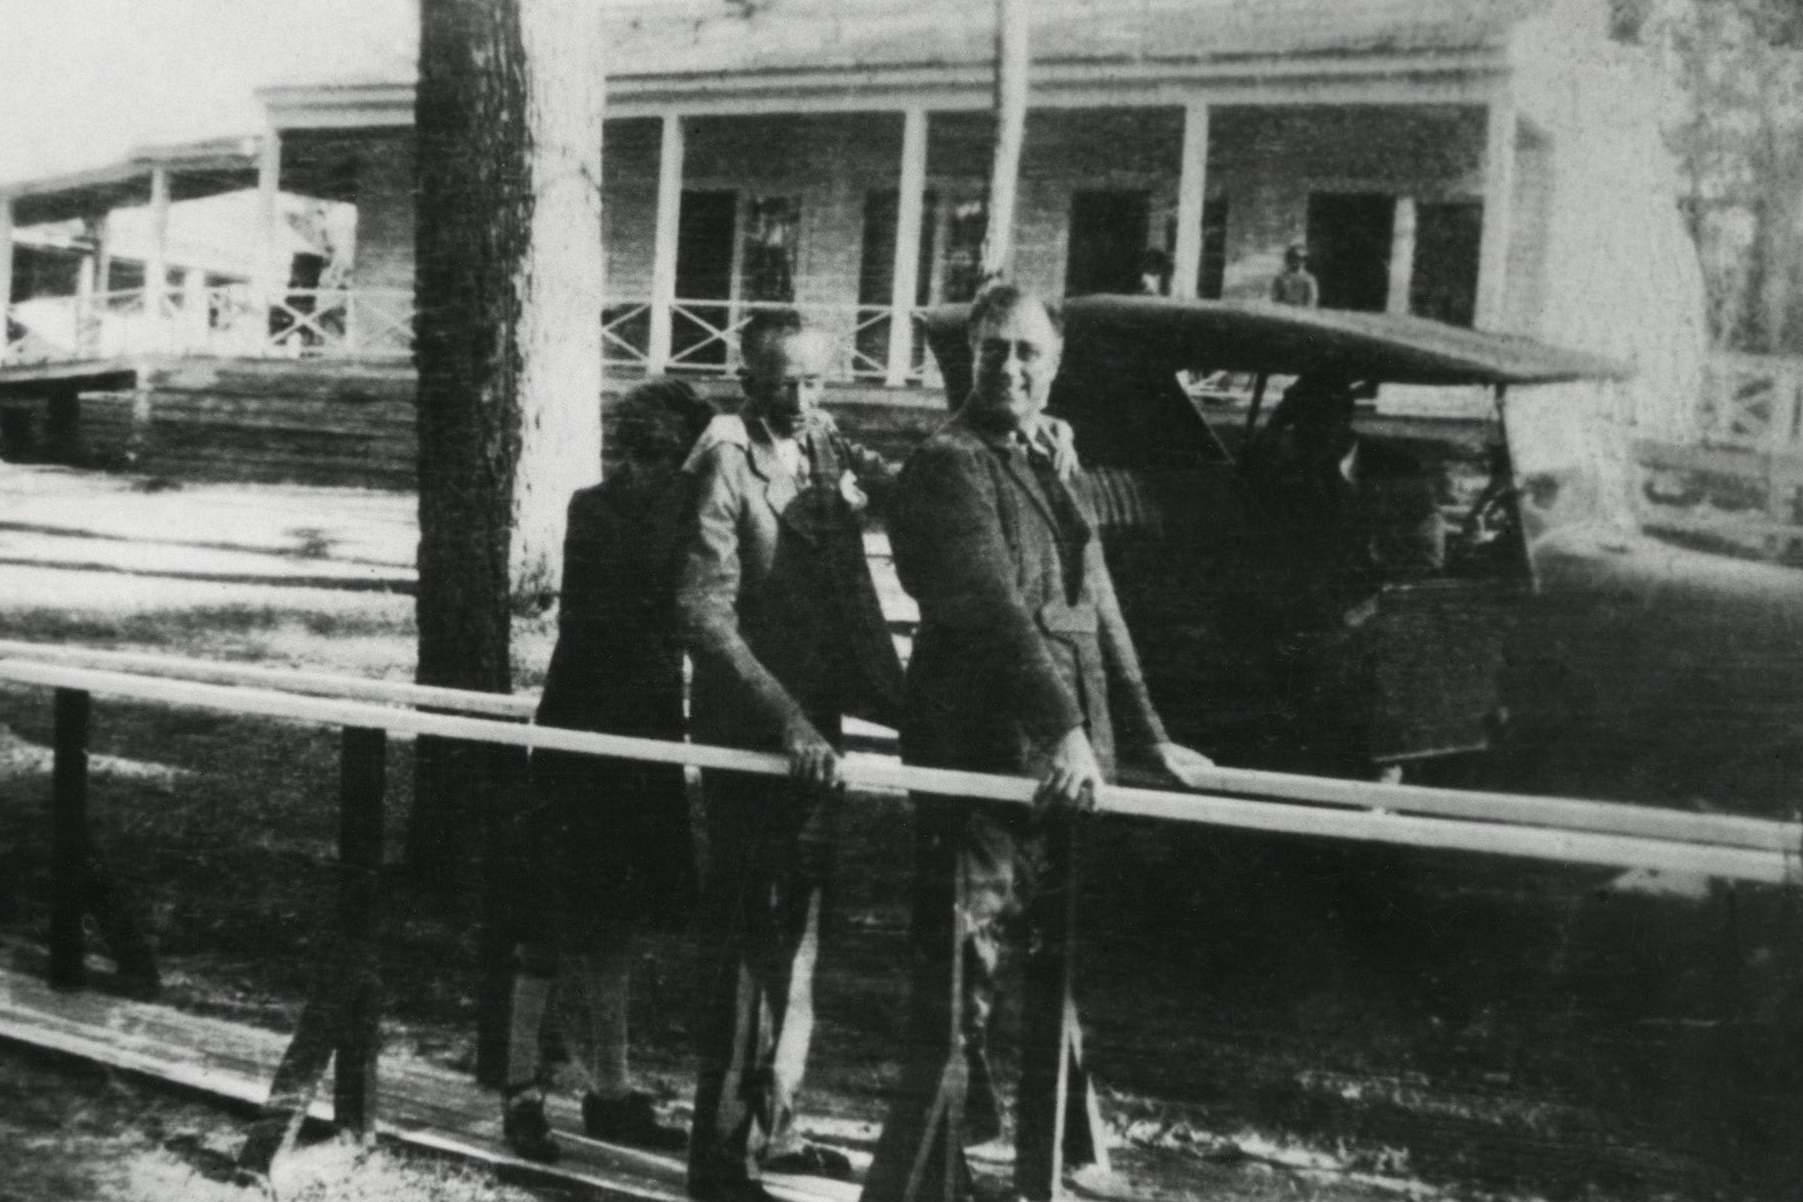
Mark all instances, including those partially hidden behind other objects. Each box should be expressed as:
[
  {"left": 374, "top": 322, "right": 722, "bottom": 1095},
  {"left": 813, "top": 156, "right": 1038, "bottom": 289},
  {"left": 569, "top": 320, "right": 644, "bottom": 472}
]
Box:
[
  {"left": 0, "top": 640, "right": 1792, "bottom": 855},
  {"left": 1, "top": 654, "right": 1797, "bottom": 885},
  {"left": 0, "top": 639, "right": 535, "bottom": 719}
]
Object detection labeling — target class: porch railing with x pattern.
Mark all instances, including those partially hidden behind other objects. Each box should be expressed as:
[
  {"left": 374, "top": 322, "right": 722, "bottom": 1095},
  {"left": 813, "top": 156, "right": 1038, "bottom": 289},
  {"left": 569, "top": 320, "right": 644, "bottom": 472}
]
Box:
[
  {"left": 3, "top": 288, "right": 935, "bottom": 386},
  {"left": 1696, "top": 352, "right": 1803, "bottom": 454},
  {"left": 1, "top": 287, "right": 417, "bottom": 367},
  {"left": 603, "top": 296, "right": 936, "bottom": 385}
]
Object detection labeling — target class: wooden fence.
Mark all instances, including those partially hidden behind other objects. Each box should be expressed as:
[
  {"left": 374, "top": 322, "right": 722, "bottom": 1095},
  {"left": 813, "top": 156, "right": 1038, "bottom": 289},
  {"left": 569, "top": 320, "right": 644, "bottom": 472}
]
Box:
[{"left": 0, "top": 640, "right": 1798, "bottom": 1196}]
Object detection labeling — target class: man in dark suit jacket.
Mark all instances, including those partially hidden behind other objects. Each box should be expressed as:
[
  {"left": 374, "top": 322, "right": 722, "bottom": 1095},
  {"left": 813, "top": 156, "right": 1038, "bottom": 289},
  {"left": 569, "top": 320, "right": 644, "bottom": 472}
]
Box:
[
  {"left": 860, "top": 287, "right": 1214, "bottom": 1202},
  {"left": 679, "top": 313, "right": 904, "bottom": 1202}
]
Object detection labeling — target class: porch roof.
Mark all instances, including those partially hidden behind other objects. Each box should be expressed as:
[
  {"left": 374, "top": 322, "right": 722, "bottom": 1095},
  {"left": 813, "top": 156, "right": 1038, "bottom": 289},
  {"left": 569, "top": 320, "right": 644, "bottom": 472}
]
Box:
[
  {"left": 4, "top": 136, "right": 260, "bottom": 227},
  {"left": 606, "top": 0, "right": 1546, "bottom": 78},
  {"left": 262, "top": 0, "right": 1555, "bottom": 128}
]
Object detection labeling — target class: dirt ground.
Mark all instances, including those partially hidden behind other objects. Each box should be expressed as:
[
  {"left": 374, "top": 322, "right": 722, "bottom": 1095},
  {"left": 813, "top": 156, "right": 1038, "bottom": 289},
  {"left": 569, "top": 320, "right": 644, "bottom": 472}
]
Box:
[{"left": 2, "top": 462, "right": 1802, "bottom": 1202}]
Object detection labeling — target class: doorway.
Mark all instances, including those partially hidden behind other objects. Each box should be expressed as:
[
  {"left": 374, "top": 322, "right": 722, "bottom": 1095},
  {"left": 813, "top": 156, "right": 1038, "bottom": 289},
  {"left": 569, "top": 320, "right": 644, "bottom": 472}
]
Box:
[
  {"left": 1065, "top": 191, "right": 1150, "bottom": 296},
  {"left": 1306, "top": 192, "right": 1395, "bottom": 312},
  {"left": 672, "top": 190, "right": 737, "bottom": 369},
  {"left": 1410, "top": 201, "right": 1482, "bottom": 327}
]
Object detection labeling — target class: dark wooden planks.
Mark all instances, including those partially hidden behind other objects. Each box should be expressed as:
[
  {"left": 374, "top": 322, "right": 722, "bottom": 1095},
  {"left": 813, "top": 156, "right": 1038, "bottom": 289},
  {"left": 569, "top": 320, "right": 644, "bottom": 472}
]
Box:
[{"left": 0, "top": 964, "right": 858, "bottom": 1202}]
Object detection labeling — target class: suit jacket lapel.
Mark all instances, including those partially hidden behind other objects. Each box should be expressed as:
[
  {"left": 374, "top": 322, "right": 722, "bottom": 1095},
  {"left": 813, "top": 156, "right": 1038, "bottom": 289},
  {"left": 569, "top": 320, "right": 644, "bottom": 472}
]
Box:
[
  {"left": 746, "top": 422, "right": 814, "bottom": 542},
  {"left": 998, "top": 447, "right": 1062, "bottom": 533}
]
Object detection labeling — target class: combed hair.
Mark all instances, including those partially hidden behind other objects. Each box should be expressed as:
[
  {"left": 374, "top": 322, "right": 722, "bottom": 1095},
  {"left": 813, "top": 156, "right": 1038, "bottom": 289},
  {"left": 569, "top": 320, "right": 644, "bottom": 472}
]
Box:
[
  {"left": 967, "top": 284, "right": 1063, "bottom": 341},
  {"left": 737, "top": 308, "right": 806, "bottom": 367}
]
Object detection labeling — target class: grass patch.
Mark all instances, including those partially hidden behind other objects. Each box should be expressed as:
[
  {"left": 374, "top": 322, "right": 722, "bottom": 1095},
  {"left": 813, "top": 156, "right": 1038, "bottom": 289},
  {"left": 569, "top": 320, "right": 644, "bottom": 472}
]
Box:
[{"left": 4, "top": 469, "right": 1803, "bottom": 1199}]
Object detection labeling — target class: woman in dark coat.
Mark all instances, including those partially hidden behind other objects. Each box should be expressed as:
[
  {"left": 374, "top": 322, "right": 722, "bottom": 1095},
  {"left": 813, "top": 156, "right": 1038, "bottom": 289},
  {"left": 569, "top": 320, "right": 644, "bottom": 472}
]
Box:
[{"left": 503, "top": 380, "right": 715, "bottom": 1162}]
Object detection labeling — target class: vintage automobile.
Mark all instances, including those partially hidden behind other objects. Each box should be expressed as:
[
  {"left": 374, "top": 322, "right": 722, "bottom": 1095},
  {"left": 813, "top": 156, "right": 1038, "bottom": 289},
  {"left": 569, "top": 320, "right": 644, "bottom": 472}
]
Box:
[{"left": 922, "top": 296, "right": 1803, "bottom": 812}]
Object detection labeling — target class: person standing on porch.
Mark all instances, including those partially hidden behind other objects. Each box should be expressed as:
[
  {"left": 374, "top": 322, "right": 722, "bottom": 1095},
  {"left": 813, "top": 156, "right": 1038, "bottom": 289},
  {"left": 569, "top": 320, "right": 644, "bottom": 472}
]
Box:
[
  {"left": 1271, "top": 241, "right": 1320, "bottom": 307},
  {"left": 859, "top": 286, "right": 1215, "bottom": 1202},
  {"left": 1136, "top": 248, "right": 1173, "bottom": 297},
  {"left": 678, "top": 312, "right": 904, "bottom": 1202},
  {"left": 501, "top": 379, "right": 716, "bottom": 1163}
]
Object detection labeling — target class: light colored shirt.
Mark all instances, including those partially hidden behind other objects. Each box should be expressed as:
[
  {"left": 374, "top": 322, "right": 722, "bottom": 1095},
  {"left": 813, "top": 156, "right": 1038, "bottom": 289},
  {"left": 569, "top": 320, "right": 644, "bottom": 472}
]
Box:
[{"left": 748, "top": 416, "right": 805, "bottom": 481}]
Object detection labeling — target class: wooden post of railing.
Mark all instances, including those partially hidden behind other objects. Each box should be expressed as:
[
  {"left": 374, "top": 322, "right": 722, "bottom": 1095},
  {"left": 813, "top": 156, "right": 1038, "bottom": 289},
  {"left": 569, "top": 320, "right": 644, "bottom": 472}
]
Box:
[
  {"left": 238, "top": 725, "right": 387, "bottom": 1174},
  {"left": 48, "top": 688, "right": 91, "bottom": 989},
  {"left": 45, "top": 685, "right": 159, "bottom": 994},
  {"left": 475, "top": 743, "right": 530, "bottom": 1088},
  {"left": 333, "top": 726, "right": 386, "bottom": 1141}
]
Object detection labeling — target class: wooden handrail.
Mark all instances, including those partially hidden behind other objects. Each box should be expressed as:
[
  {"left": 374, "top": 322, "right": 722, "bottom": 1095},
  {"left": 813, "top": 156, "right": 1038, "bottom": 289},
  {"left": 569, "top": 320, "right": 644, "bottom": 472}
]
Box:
[
  {"left": 0, "top": 640, "right": 533, "bottom": 719},
  {"left": 1, "top": 656, "right": 1797, "bottom": 883},
  {"left": 0, "top": 640, "right": 1791, "bottom": 854}
]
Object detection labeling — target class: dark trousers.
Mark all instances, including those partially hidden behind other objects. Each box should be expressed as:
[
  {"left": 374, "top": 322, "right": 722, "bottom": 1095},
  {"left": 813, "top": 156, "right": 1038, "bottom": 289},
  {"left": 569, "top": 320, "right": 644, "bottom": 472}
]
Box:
[
  {"left": 860, "top": 800, "right": 1102, "bottom": 1202},
  {"left": 688, "top": 768, "right": 839, "bottom": 1194}
]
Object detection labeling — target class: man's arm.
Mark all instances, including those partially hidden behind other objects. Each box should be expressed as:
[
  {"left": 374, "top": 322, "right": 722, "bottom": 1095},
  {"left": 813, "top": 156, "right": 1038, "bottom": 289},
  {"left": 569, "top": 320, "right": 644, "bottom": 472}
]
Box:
[
  {"left": 677, "top": 444, "right": 824, "bottom": 758},
  {"left": 1089, "top": 526, "right": 1217, "bottom": 786},
  {"left": 1087, "top": 536, "right": 1168, "bottom": 751}
]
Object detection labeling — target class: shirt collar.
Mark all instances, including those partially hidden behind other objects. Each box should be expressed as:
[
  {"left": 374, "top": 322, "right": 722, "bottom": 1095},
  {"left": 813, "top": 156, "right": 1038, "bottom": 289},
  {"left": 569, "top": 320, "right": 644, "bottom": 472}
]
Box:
[{"left": 960, "top": 407, "right": 1050, "bottom": 455}]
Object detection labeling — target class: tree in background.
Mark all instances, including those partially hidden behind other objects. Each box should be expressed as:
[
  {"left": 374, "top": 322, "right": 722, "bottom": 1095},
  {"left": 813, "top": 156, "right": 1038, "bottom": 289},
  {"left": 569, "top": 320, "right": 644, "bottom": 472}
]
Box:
[
  {"left": 411, "top": 0, "right": 605, "bottom": 876},
  {"left": 1649, "top": 0, "right": 1803, "bottom": 352}
]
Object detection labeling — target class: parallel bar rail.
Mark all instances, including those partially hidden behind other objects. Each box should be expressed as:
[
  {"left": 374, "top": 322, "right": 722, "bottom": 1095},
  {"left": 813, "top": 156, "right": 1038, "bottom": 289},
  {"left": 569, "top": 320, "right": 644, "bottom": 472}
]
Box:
[
  {"left": 0, "top": 641, "right": 1793, "bottom": 857},
  {"left": 6, "top": 644, "right": 1800, "bottom": 1198},
  {"left": 1, "top": 657, "right": 1797, "bottom": 884}
]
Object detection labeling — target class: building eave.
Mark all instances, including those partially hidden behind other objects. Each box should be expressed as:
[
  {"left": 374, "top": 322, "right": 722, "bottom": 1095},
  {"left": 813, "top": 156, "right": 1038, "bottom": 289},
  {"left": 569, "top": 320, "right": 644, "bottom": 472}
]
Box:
[
  {"left": 2, "top": 136, "right": 262, "bottom": 227},
  {"left": 260, "top": 83, "right": 417, "bottom": 132},
  {"left": 258, "top": 46, "right": 1508, "bottom": 133}
]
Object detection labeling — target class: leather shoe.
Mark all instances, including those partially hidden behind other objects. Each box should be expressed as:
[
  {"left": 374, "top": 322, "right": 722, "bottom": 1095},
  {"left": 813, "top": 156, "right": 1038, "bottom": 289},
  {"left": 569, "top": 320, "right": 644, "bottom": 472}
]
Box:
[
  {"left": 581, "top": 1090, "right": 686, "bottom": 1153},
  {"left": 759, "top": 1141, "right": 855, "bottom": 1181},
  {"left": 502, "top": 1085, "right": 560, "bottom": 1164}
]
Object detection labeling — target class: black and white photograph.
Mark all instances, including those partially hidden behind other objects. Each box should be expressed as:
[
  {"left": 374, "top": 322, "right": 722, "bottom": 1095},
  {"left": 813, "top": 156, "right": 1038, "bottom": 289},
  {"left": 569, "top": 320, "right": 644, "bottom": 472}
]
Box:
[{"left": 2, "top": 1, "right": 1802, "bottom": 1199}]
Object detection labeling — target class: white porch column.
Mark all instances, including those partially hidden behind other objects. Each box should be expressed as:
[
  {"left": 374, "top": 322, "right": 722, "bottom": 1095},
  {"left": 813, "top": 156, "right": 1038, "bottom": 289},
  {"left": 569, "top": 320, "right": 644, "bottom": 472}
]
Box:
[
  {"left": 93, "top": 214, "right": 113, "bottom": 296},
  {"left": 647, "top": 112, "right": 685, "bottom": 374},
  {"left": 78, "top": 220, "right": 102, "bottom": 355},
  {"left": 180, "top": 267, "right": 209, "bottom": 349},
  {"left": 982, "top": 0, "right": 1028, "bottom": 281},
  {"left": 885, "top": 108, "right": 929, "bottom": 387},
  {"left": 0, "top": 195, "right": 13, "bottom": 343},
  {"left": 1171, "top": 100, "right": 1211, "bottom": 300},
  {"left": 255, "top": 130, "right": 283, "bottom": 337},
  {"left": 1387, "top": 196, "right": 1416, "bottom": 316},
  {"left": 146, "top": 166, "right": 171, "bottom": 326},
  {"left": 1475, "top": 94, "right": 1516, "bottom": 330}
]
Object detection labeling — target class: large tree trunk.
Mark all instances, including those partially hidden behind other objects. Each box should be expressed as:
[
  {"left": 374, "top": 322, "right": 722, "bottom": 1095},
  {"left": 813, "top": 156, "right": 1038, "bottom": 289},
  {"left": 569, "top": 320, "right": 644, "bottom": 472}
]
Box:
[
  {"left": 410, "top": 0, "right": 608, "bottom": 877},
  {"left": 512, "top": 0, "right": 606, "bottom": 604},
  {"left": 411, "top": 0, "right": 530, "bottom": 877}
]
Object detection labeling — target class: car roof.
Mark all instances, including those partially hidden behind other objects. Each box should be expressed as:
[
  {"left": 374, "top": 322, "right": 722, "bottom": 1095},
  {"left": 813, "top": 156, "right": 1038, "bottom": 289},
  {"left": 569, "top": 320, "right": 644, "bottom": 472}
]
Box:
[{"left": 923, "top": 295, "right": 1633, "bottom": 401}]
